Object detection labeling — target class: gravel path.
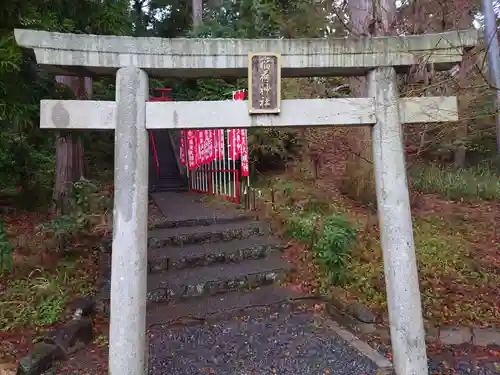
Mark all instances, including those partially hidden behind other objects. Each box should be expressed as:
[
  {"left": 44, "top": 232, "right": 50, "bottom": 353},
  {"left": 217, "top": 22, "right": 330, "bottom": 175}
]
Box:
[
  {"left": 148, "top": 309, "right": 381, "bottom": 375},
  {"left": 148, "top": 307, "right": 500, "bottom": 375},
  {"left": 48, "top": 307, "right": 500, "bottom": 375},
  {"left": 427, "top": 360, "right": 499, "bottom": 375}
]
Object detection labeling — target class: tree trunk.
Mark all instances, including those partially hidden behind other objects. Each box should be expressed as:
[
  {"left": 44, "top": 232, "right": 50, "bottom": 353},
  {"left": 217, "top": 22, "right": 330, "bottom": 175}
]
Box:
[
  {"left": 343, "top": 0, "right": 396, "bottom": 204},
  {"left": 133, "top": 0, "right": 147, "bottom": 36},
  {"left": 192, "top": 0, "right": 203, "bottom": 29},
  {"left": 208, "top": 0, "right": 223, "bottom": 8},
  {"left": 454, "top": 53, "right": 475, "bottom": 168},
  {"left": 422, "top": 0, "right": 475, "bottom": 167},
  {"left": 451, "top": 7, "right": 474, "bottom": 168},
  {"left": 52, "top": 76, "right": 92, "bottom": 214}
]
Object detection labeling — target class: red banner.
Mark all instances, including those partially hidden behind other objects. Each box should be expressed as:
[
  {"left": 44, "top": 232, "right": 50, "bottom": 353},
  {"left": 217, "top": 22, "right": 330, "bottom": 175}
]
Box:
[
  {"left": 179, "top": 130, "right": 186, "bottom": 166},
  {"left": 195, "top": 130, "right": 215, "bottom": 165},
  {"left": 204, "top": 130, "right": 214, "bottom": 163},
  {"left": 196, "top": 130, "right": 205, "bottom": 165},
  {"left": 220, "top": 129, "right": 225, "bottom": 159},
  {"left": 213, "top": 129, "right": 224, "bottom": 160},
  {"left": 240, "top": 129, "right": 249, "bottom": 177},
  {"left": 231, "top": 90, "right": 245, "bottom": 161},
  {"left": 228, "top": 129, "right": 236, "bottom": 160},
  {"left": 212, "top": 130, "right": 218, "bottom": 160},
  {"left": 186, "top": 130, "right": 197, "bottom": 169},
  {"left": 228, "top": 129, "right": 242, "bottom": 160},
  {"left": 235, "top": 129, "right": 242, "bottom": 159}
]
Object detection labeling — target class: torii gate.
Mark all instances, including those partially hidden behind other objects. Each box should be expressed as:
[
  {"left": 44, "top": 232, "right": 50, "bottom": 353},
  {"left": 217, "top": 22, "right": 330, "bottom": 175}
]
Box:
[{"left": 15, "top": 28, "right": 479, "bottom": 375}]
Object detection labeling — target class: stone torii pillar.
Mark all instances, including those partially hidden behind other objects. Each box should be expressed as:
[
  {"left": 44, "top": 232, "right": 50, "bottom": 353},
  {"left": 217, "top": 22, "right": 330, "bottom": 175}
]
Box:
[
  {"left": 368, "top": 67, "right": 428, "bottom": 374},
  {"left": 109, "top": 66, "right": 150, "bottom": 375}
]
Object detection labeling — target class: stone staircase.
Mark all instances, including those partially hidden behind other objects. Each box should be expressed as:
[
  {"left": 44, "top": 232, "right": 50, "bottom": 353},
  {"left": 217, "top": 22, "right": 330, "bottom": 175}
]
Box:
[
  {"left": 96, "top": 192, "right": 294, "bottom": 324},
  {"left": 98, "top": 192, "right": 295, "bottom": 325},
  {"left": 145, "top": 212, "right": 293, "bottom": 324},
  {"left": 88, "top": 193, "right": 394, "bottom": 375},
  {"left": 149, "top": 130, "right": 188, "bottom": 193}
]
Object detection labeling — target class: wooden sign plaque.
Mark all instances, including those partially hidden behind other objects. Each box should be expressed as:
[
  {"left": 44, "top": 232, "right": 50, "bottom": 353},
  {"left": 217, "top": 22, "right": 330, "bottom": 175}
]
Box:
[{"left": 248, "top": 52, "right": 281, "bottom": 114}]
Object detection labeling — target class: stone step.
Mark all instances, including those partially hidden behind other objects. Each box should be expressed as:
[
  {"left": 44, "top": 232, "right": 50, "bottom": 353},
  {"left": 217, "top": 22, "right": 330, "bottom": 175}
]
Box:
[
  {"left": 154, "top": 181, "right": 186, "bottom": 187},
  {"left": 150, "top": 185, "right": 188, "bottom": 193},
  {"left": 156, "top": 180, "right": 183, "bottom": 185},
  {"left": 154, "top": 185, "right": 188, "bottom": 192},
  {"left": 148, "top": 236, "right": 284, "bottom": 272},
  {"left": 146, "top": 254, "right": 291, "bottom": 303},
  {"left": 147, "top": 285, "right": 300, "bottom": 326},
  {"left": 158, "top": 175, "right": 183, "bottom": 180},
  {"left": 158, "top": 168, "right": 182, "bottom": 173},
  {"left": 148, "top": 220, "right": 266, "bottom": 248},
  {"left": 156, "top": 178, "right": 185, "bottom": 184},
  {"left": 150, "top": 213, "right": 257, "bottom": 230}
]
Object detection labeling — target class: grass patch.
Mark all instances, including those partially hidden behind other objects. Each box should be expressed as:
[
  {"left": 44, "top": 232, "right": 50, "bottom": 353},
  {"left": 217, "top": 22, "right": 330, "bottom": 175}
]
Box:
[
  {"left": 346, "top": 215, "right": 500, "bottom": 325},
  {"left": 0, "top": 179, "right": 109, "bottom": 332},
  {"left": 257, "top": 175, "right": 499, "bottom": 326},
  {"left": 258, "top": 178, "right": 359, "bottom": 287},
  {"left": 0, "top": 256, "right": 96, "bottom": 331},
  {"left": 409, "top": 163, "right": 499, "bottom": 201}
]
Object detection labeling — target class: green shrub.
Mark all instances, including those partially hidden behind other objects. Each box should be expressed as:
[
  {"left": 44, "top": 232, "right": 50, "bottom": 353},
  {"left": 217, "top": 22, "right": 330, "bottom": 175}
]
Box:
[
  {"left": 38, "top": 178, "right": 111, "bottom": 250},
  {"left": 314, "top": 215, "right": 357, "bottom": 285},
  {"left": 409, "top": 163, "right": 499, "bottom": 201},
  {"left": 0, "top": 132, "right": 55, "bottom": 207},
  {"left": 286, "top": 213, "right": 357, "bottom": 285},
  {"left": 249, "top": 128, "right": 303, "bottom": 170}
]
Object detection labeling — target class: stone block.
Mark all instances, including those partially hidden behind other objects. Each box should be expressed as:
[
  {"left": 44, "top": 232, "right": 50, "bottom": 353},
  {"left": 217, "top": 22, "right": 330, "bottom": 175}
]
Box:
[
  {"left": 147, "top": 289, "right": 168, "bottom": 303},
  {"left": 346, "top": 302, "right": 377, "bottom": 323},
  {"left": 375, "top": 327, "right": 391, "bottom": 341},
  {"left": 325, "top": 301, "right": 359, "bottom": 331},
  {"left": 356, "top": 323, "right": 377, "bottom": 334},
  {"left": 472, "top": 328, "right": 500, "bottom": 346},
  {"left": 44, "top": 317, "right": 93, "bottom": 357},
  {"left": 439, "top": 326, "right": 472, "bottom": 345},
  {"left": 424, "top": 324, "right": 440, "bottom": 343},
  {"left": 17, "top": 342, "right": 60, "bottom": 375}
]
